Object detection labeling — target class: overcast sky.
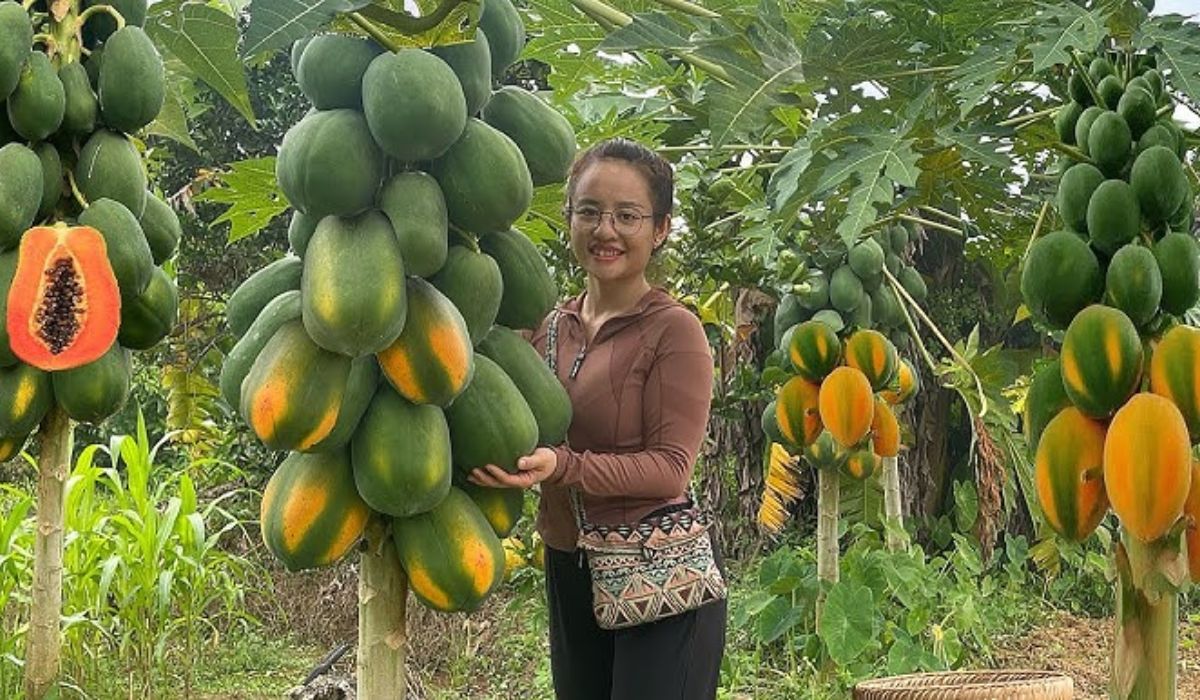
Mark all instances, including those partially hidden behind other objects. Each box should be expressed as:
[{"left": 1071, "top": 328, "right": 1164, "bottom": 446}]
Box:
[{"left": 1154, "top": 0, "right": 1197, "bottom": 16}]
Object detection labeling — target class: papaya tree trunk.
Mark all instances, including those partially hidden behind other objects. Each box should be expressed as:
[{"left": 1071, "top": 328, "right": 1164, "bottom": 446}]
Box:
[
  {"left": 1111, "top": 533, "right": 1182, "bottom": 700},
  {"left": 880, "top": 456, "right": 905, "bottom": 552},
  {"left": 358, "top": 519, "right": 407, "bottom": 700},
  {"left": 815, "top": 466, "right": 839, "bottom": 621},
  {"left": 24, "top": 406, "right": 72, "bottom": 700}
]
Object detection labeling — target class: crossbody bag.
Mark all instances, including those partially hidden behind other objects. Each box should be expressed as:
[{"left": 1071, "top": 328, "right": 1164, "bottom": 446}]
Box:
[{"left": 545, "top": 309, "right": 727, "bottom": 630}]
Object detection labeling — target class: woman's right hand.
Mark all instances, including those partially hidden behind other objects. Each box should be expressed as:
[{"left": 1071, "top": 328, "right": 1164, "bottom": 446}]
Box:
[{"left": 467, "top": 447, "right": 558, "bottom": 490}]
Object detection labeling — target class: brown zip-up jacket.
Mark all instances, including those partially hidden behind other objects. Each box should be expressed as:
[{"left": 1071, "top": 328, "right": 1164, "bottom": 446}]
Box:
[{"left": 529, "top": 287, "right": 714, "bottom": 552}]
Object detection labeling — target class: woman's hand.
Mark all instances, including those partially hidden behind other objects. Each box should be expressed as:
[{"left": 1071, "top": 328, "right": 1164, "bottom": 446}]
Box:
[{"left": 467, "top": 446, "right": 558, "bottom": 489}]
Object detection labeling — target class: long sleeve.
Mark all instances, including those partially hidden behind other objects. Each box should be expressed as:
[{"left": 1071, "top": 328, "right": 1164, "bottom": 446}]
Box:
[{"left": 547, "top": 310, "right": 713, "bottom": 499}]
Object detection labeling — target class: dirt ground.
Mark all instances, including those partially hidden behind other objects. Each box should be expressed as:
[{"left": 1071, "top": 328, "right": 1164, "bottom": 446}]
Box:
[{"left": 990, "top": 610, "right": 1200, "bottom": 699}]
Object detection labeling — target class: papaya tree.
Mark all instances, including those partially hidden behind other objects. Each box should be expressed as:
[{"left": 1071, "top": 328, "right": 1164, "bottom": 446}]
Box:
[{"left": 1000, "top": 3, "right": 1199, "bottom": 696}]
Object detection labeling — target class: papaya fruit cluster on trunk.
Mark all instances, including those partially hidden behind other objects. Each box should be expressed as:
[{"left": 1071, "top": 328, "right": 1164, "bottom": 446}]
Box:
[
  {"left": 1024, "top": 49, "right": 1200, "bottom": 564},
  {"left": 758, "top": 318, "right": 919, "bottom": 534},
  {"left": 0, "top": 0, "right": 180, "bottom": 457},
  {"left": 227, "top": 0, "right": 579, "bottom": 613}
]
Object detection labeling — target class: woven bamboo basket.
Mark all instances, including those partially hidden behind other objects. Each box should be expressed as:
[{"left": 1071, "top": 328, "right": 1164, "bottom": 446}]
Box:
[{"left": 853, "top": 670, "right": 1074, "bottom": 699}]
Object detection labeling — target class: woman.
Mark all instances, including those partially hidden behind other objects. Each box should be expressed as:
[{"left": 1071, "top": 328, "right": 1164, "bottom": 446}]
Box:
[{"left": 468, "top": 138, "right": 726, "bottom": 699}]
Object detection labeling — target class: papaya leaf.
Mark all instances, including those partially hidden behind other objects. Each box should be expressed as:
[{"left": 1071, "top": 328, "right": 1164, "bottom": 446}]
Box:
[
  {"left": 242, "top": 0, "right": 364, "bottom": 58},
  {"left": 193, "top": 157, "right": 289, "bottom": 243},
  {"left": 524, "top": 0, "right": 607, "bottom": 96},
  {"left": 148, "top": 0, "right": 255, "bottom": 126},
  {"left": 808, "top": 131, "right": 920, "bottom": 248},
  {"left": 599, "top": 10, "right": 700, "bottom": 52},
  {"left": 1027, "top": 2, "right": 1105, "bottom": 72},
  {"left": 330, "top": 0, "right": 477, "bottom": 49},
  {"left": 700, "top": 3, "right": 803, "bottom": 147},
  {"left": 948, "top": 38, "right": 1020, "bottom": 119},
  {"left": 1136, "top": 15, "right": 1200, "bottom": 109},
  {"left": 146, "top": 79, "right": 198, "bottom": 153}
]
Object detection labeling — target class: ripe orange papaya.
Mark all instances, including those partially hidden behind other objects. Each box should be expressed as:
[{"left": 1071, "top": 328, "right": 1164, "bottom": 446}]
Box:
[
  {"left": 818, "top": 366, "right": 875, "bottom": 447},
  {"left": 1103, "top": 393, "right": 1192, "bottom": 542}
]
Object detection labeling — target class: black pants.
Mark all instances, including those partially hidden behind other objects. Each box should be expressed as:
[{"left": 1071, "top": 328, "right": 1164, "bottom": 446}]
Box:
[{"left": 545, "top": 540, "right": 727, "bottom": 700}]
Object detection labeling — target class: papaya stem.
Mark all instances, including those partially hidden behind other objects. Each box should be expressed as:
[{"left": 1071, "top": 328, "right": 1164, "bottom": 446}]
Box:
[
  {"left": 31, "top": 33, "right": 56, "bottom": 51},
  {"left": 884, "top": 265, "right": 989, "bottom": 418},
  {"left": 915, "top": 204, "right": 961, "bottom": 225},
  {"left": 996, "top": 105, "right": 1059, "bottom": 128},
  {"left": 23, "top": 405, "right": 73, "bottom": 700},
  {"left": 351, "top": 0, "right": 471, "bottom": 38},
  {"left": 65, "top": 168, "right": 89, "bottom": 210},
  {"left": 1156, "top": 104, "right": 1175, "bottom": 118},
  {"left": 1111, "top": 534, "right": 1180, "bottom": 699},
  {"left": 887, "top": 273, "right": 940, "bottom": 380},
  {"left": 1046, "top": 140, "right": 1092, "bottom": 165},
  {"left": 874, "top": 65, "right": 958, "bottom": 80},
  {"left": 895, "top": 213, "right": 962, "bottom": 237},
  {"left": 1021, "top": 200, "right": 1052, "bottom": 261},
  {"left": 76, "top": 4, "right": 126, "bottom": 32},
  {"left": 448, "top": 226, "right": 479, "bottom": 252},
  {"left": 1069, "top": 49, "right": 1104, "bottom": 108},
  {"left": 656, "top": 144, "right": 794, "bottom": 154},
  {"left": 358, "top": 520, "right": 407, "bottom": 700},
  {"left": 346, "top": 12, "right": 404, "bottom": 53},
  {"left": 567, "top": 0, "right": 732, "bottom": 85},
  {"left": 649, "top": 0, "right": 720, "bottom": 19}
]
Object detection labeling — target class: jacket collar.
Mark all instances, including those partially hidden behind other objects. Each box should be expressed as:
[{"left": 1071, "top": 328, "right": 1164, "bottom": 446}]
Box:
[{"left": 556, "top": 287, "right": 677, "bottom": 342}]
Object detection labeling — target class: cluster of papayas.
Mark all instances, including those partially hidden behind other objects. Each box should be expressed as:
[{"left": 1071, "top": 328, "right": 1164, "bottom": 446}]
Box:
[
  {"left": 0, "top": 1, "right": 179, "bottom": 458},
  {"left": 1024, "top": 49, "right": 1199, "bottom": 554},
  {"left": 758, "top": 315, "right": 918, "bottom": 534},
  {"left": 231, "top": 0, "right": 577, "bottom": 614},
  {"left": 773, "top": 221, "right": 927, "bottom": 351},
  {"left": 1025, "top": 50, "right": 1195, "bottom": 333}
]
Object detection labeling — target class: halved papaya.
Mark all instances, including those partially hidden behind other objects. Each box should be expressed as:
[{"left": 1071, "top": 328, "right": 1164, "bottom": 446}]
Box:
[{"left": 6, "top": 224, "right": 120, "bottom": 371}]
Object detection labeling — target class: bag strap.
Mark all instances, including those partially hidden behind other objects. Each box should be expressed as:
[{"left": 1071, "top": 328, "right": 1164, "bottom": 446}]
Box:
[{"left": 545, "top": 310, "right": 588, "bottom": 529}]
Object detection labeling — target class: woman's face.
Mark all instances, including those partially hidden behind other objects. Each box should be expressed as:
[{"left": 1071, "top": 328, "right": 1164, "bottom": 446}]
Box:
[{"left": 567, "top": 159, "right": 668, "bottom": 287}]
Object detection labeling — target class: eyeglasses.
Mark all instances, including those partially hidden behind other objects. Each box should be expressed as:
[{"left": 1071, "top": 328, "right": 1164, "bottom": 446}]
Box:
[{"left": 566, "top": 205, "right": 656, "bottom": 236}]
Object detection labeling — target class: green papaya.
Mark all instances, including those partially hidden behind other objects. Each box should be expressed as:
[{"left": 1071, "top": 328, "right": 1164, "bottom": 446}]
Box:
[
  {"left": 1057, "top": 163, "right": 1105, "bottom": 233},
  {"left": 1021, "top": 231, "right": 1102, "bottom": 329},
  {"left": 848, "top": 238, "right": 885, "bottom": 278},
  {"left": 286, "top": 210, "right": 319, "bottom": 258},
  {"left": 0, "top": 4, "right": 32, "bottom": 101},
  {"left": 1096, "top": 75, "right": 1123, "bottom": 110},
  {"left": 219, "top": 290, "right": 302, "bottom": 409},
  {"left": 301, "top": 211, "right": 408, "bottom": 357},
  {"left": 431, "top": 119, "right": 532, "bottom": 234},
  {"left": 7, "top": 52, "right": 65, "bottom": 141},
  {"left": 1086, "top": 111, "right": 1132, "bottom": 177},
  {"left": 295, "top": 34, "right": 382, "bottom": 110},
  {"left": 1086, "top": 180, "right": 1140, "bottom": 256},
  {"left": 0, "top": 249, "right": 16, "bottom": 366},
  {"left": 478, "top": 325, "right": 571, "bottom": 446},
  {"left": 52, "top": 345, "right": 132, "bottom": 424},
  {"left": 378, "top": 172, "right": 448, "bottom": 278},
  {"left": 1156, "top": 232, "right": 1200, "bottom": 315},
  {"left": 118, "top": 265, "right": 178, "bottom": 350},
  {"left": 1074, "top": 106, "right": 1104, "bottom": 154},
  {"left": 430, "top": 29, "right": 492, "bottom": 117},
  {"left": 481, "top": 86, "right": 577, "bottom": 186},
  {"left": 34, "top": 142, "right": 62, "bottom": 218},
  {"left": 76, "top": 130, "right": 147, "bottom": 217},
  {"left": 82, "top": 0, "right": 147, "bottom": 45},
  {"left": 226, "top": 256, "right": 303, "bottom": 339},
  {"left": 138, "top": 193, "right": 181, "bottom": 264},
  {"left": 429, "top": 245, "right": 503, "bottom": 345},
  {"left": 276, "top": 109, "right": 383, "bottom": 219},
  {"left": 58, "top": 61, "right": 97, "bottom": 134},
  {"left": 1055, "top": 102, "right": 1083, "bottom": 145},
  {"left": 1130, "top": 146, "right": 1188, "bottom": 224},
  {"left": 479, "top": 228, "right": 557, "bottom": 331},
  {"left": 829, "top": 265, "right": 863, "bottom": 314},
  {"left": 78, "top": 198, "right": 154, "bottom": 299},
  {"left": 1105, "top": 244, "right": 1161, "bottom": 328},
  {"left": 478, "top": 0, "right": 525, "bottom": 78},
  {"left": 361, "top": 49, "right": 467, "bottom": 163},
  {"left": 97, "top": 27, "right": 164, "bottom": 133},
  {"left": 1117, "top": 86, "right": 1156, "bottom": 139}
]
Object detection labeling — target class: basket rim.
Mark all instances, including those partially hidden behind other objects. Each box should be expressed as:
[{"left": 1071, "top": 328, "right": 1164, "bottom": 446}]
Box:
[{"left": 854, "top": 669, "right": 1074, "bottom": 690}]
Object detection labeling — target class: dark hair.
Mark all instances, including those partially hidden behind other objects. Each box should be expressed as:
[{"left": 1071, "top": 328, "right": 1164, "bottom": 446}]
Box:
[{"left": 566, "top": 138, "right": 674, "bottom": 228}]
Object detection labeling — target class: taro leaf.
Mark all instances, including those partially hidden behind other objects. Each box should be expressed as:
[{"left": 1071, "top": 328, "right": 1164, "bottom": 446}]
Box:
[
  {"left": 1137, "top": 15, "right": 1200, "bottom": 109},
  {"left": 242, "top": 0, "right": 364, "bottom": 57},
  {"left": 148, "top": 0, "right": 255, "bottom": 125},
  {"left": 817, "top": 580, "right": 875, "bottom": 665},
  {"left": 1027, "top": 2, "right": 1105, "bottom": 72},
  {"left": 756, "top": 596, "right": 804, "bottom": 644},
  {"left": 194, "top": 157, "right": 289, "bottom": 243}
]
